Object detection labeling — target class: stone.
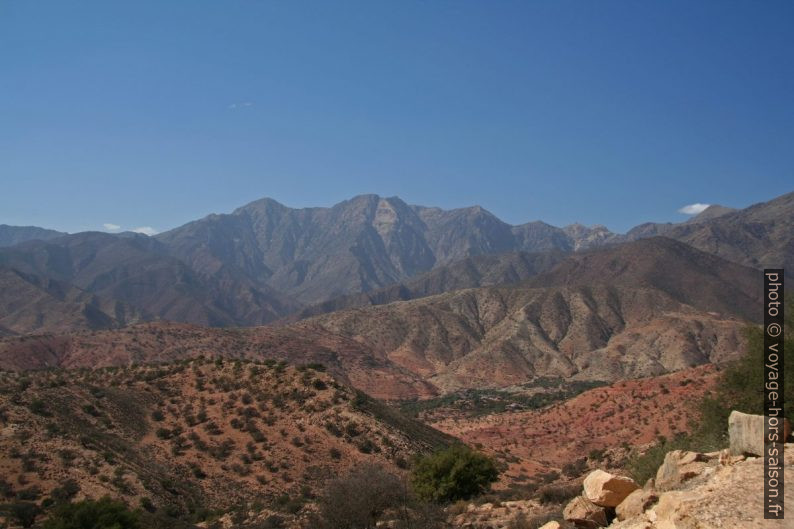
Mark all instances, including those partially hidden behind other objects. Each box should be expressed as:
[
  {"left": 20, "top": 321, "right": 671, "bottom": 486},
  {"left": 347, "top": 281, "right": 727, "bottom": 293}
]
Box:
[
  {"left": 728, "top": 410, "right": 791, "bottom": 457},
  {"left": 615, "top": 488, "right": 659, "bottom": 521},
  {"left": 563, "top": 495, "right": 609, "bottom": 528},
  {"left": 538, "top": 522, "right": 562, "bottom": 529},
  {"left": 655, "top": 450, "right": 714, "bottom": 491},
  {"left": 583, "top": 469, "right": 640, "bottom": 507}
]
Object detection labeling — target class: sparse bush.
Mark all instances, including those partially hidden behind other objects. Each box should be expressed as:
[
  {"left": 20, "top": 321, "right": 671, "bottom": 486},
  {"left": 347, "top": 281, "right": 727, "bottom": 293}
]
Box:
[
  {"left": 537, "top": 484, "right": 580, "bottom": 504},
  {"left": 316, "top": 463, "right": 404, "bottom": 529}
]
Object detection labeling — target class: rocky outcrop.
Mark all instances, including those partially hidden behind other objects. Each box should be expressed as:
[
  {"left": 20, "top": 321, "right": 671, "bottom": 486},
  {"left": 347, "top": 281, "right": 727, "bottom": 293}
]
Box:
[
  {"left": 614, "top": 488, "right": 658, "bottom": 522},
  {"left": 654, "top": 450, "right": 716, "bottom": 491},
  {"left": 583, "top": 470, "right": 639, "bottom": 507},
  {"left": 558, "top": 410, "right": 794, "bottom": 529},
  {"left": 609, "top": 442, "right": 794, "bottom": 528},
  {"left": 563, "top": 495, "right": 609, "bottom": 528},
  {"left": 728, "top": 410, "right": 792, "bottom": 456}
]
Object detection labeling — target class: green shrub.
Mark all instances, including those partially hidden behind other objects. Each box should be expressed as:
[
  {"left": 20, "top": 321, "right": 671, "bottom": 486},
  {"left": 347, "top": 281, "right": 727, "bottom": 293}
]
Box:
[
  {"left": 42, "top": 497, "right": 139, "bottom": 529},
  {"left": 411, "top": 444, "right": 499, "bottom": 503}
]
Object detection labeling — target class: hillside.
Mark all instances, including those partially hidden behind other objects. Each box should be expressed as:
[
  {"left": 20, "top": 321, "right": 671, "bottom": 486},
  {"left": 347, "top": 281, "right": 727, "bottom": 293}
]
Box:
[
  {"left": 0, "top": 360, "right": 450, "bottom": 526},
  {"left": 427, "top": 366, "right": 718, "bottom": 490},
  {"left": 291, "top": 250, "right": 566, "bottom": 320},
  {"left": 527, "top": 237, "right": 762, "bottom": 322}
]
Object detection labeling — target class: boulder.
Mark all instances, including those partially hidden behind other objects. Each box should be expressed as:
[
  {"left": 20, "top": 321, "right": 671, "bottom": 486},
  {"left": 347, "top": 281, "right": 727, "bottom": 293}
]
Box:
[
  {"left": 583, "top": 469, "right": 639, "bottom": 507},
  {"left": 563, "top": 495, "right": 609, "bottom": 528},
  {"left": 615, "top": 488, "right": 658, "bottom": 521},
  {"left": 728, "top": 410, "right": 791, "bottom": 457},
  {"left": 538, "top": 522, "right": 562, "bottom": 529},
  {"left": 655, "top": 450, "right": 714, "bottom": 491}
]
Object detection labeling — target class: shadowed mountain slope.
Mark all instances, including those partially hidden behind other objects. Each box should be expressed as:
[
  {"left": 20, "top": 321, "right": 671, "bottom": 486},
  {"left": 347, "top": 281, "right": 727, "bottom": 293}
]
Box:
[
  {"left": 0, "top": 224, "right": 66, "bottom": 247},
  {"left": 0, "top": 232, "right": 298, "bottom": 332}
]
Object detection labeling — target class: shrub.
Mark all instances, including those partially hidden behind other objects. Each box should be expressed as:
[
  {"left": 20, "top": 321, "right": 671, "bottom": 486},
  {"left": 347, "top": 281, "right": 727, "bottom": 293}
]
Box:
[
  {"left": 50, "top": 480, "right": 80, "bottom": 503},
  {"left": 411, "top": 444, "right": 499, "bottom": 503},
  {"left": 537, "top": 484, "right": 580, "bottom": 504},
  {"left": 42, "top": 497, "right": 139, "bottom": 529},
  {"left": 3, "top": 502, "right": 40, "bottom": 528},
  {"left": 316, "top": 463, "right": 404, "bottom": 529}
]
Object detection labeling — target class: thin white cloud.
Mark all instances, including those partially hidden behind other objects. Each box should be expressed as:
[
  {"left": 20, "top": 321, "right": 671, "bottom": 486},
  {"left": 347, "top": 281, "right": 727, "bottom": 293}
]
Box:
[
  {"left": 678, "top": 203, "right": 710, "bottom": 215},
  {"left": 228, "top": 101, "right": 254, "bottom": 110},
  {"left": 103, "top": 223, "right": 121, "bottom": 231},
  {"left": 131, "top": 226, "right": 158, "bottom": 236}
]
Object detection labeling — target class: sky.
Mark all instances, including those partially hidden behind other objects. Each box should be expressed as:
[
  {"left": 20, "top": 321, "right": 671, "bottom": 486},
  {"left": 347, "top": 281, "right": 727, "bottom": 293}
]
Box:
[{"left": 1, "top": 1, "right": 793, "bottom": 234}]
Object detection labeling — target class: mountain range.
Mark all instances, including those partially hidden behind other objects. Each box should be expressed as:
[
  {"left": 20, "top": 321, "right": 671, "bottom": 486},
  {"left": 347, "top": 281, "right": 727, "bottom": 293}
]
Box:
[{"left": 0, "top": 191, "right": 790, "bottom": 336}]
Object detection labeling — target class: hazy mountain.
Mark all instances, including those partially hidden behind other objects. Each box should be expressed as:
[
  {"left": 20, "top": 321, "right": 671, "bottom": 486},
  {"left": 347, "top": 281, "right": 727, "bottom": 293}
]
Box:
[
  {"left": 659, "top": 191, "right": 794, "bottom": 271},
  {"left": 0, "top": 224, "right": 66, "bottom": 247},
  {"left": 0, "top": 267, "right": 141, "bottom": 334},
  {"left": 526, "top": 237, "right": 761, "bottom": 322},
  {"left": 0, "top": 190, "right": 789, "bottom": 334},
  {"left": 0, "top": 232, "right": 298, "bottom": 332},
  {"left": 291, "top": 250, "right": 567, "bottom": 320},
  {"left": 157, "top": 195, "right": 596, "bottom": 305}
]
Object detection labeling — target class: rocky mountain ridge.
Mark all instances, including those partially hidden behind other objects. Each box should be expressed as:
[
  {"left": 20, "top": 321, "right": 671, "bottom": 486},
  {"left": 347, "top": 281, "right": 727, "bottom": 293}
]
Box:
[{"left": 0, "top": 191, "right": 789, "bottom": 335}]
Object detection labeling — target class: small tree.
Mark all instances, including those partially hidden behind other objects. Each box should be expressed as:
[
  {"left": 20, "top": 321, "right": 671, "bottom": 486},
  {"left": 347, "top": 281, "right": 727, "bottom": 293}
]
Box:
[
  {"left": 411, "top": 444, "right": 499, "bottom": 503},
  {"left": 42, "top": 497, "right": 140, "bottom": 529}
]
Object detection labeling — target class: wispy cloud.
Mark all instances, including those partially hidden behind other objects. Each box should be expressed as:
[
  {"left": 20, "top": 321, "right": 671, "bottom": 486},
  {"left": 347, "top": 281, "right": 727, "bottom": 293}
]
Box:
[
  {"left": 678, "top": 203, "right": 710, "bottom": 215},
  {"left": 228, "top": 101, "right": 254, "bottom": 110},
  {"left": 131, "top": 226, "right": 158, "bottom": 236},
  {"left": 103, "top": 223, "right": 121, "bottom": 231}
]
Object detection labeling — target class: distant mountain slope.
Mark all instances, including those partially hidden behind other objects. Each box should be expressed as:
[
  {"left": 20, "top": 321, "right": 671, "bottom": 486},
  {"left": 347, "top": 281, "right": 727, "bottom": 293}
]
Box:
[
  {"left": 157, "top": 195, "right": 596, "bottom": 305},
  {"left": 661, "top": 191, "right": 794, "bottom": 271},
  {"left": 527, "top": 237, "right": 761, "bottom": 322},
  {"left": 0, "top": 239, "right": 758, "bottom": 398},
  {"left": 0, "top": 267, "right": 141, "bottom": 334},
  {"left": 292, "top": 250, "right": 567, "bottom": 320},
  {"left": 1, "top": 190, "right": 789, "bottom": 334},
  {"left": 0, "top": 224, "right": 66, "bottom": 247},
  {"left": 0, "top": 232, "right": 298, "bottom": 331}
]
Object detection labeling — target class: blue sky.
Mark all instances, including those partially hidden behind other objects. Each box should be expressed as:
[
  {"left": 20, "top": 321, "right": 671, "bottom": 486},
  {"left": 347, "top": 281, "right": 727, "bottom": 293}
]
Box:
[{"left": 2, "top": 1, "right": 792, "bottom": 234}]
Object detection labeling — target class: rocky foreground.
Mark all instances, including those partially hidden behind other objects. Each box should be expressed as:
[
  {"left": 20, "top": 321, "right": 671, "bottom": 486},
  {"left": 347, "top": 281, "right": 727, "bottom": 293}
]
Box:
[{"left": 551, "top": 412, "right": 793, "bottom": 529}]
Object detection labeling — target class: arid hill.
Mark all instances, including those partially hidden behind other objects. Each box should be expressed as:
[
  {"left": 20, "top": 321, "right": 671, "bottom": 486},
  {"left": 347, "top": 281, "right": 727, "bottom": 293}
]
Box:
[
  {"left": 427, "top": 366, "right": 719, "bottom": 489},
  {"left": 0, "top": 359, "right": 450, "bottom": 526}
]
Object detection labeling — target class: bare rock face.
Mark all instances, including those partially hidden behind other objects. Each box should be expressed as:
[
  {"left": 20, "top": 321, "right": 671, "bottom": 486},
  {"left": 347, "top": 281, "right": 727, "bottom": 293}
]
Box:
[
  {"left": 728, "top": 410, "right": 792, "bottom": 457},
  {"left": 563, "top": 495, "right": 609, "bottom": 528},
  {"left": 655, "top": 450, "right": 716, "bottom": 492},
  {"left": 614, "top": 488, "right": 658, "bottom": 521},
  {"left": 583, "top": 470, "right": 640, "bottom": 507}
]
